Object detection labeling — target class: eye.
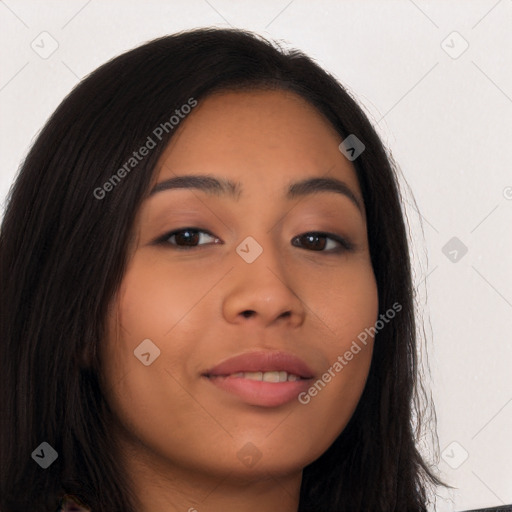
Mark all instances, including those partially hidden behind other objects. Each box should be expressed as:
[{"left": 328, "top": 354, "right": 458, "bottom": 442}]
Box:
[
  {"left": 155, "top": 228, "right": 353, "bottom": 254},
  {"left": 158, "top": 228, "right": 222, "bottom": 250},
  {"left": 291, "top": 232, "right": 353, "bottom": 253}
]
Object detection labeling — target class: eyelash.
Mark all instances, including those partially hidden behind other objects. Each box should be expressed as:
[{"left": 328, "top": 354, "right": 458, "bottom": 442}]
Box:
[{"left": 155, "top": 227, "right": 354, "bottom": 254}]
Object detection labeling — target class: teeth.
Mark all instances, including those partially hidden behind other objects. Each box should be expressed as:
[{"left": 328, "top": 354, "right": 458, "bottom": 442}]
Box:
[
  {"left": 227, "top": 371, "right": 301, "bottom": 382},
  {"left": 244, "top": 371, "right": 263, "bottom": 380},
  {"left": 263, "top": 371, "right": 280, "bottom": 383}
]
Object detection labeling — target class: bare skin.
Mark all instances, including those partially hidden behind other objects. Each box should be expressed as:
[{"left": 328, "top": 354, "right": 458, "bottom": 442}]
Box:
[{"left": 100, "top": 89, "right": 379, "bottom": 512}]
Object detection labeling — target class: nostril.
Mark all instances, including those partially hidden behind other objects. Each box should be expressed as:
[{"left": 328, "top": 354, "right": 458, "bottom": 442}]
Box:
[{"left": 241, "top": 310, "right": 254, "bottom": 318}]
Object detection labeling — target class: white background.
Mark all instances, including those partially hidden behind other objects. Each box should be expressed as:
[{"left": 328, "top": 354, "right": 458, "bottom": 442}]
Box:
[{"left": 1, "top": 1, "right": 511, "bottom": 510}]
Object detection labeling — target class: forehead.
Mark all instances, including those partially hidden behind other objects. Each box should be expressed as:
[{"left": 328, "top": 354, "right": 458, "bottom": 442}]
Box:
[{"left": 153, "top": 89, "right": 361, "bottom": 199}]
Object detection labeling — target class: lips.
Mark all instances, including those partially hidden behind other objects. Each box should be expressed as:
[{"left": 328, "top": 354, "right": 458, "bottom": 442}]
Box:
[
  {"left": 203, "top": 350, "right": 315, "bottom": 379},
  {"left": 202, "top": 351, "right": 315, "bottom": 407}
]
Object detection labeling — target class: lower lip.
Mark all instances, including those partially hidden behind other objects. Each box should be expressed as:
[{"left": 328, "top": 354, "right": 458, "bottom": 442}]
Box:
[{"left": 204, "top": 375, "right": 312, "bottom": 407}]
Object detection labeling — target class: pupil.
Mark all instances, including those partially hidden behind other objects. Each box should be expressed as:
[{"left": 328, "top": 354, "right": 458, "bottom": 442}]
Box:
[
  {"left": 178, "top": 230, "right": 198, "bottom": 246},
  {"left": 304, "top": 234, "right": 324, "bottom": 250}
]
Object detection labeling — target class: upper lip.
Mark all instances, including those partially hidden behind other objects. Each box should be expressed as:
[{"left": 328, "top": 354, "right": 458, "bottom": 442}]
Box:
[{"left": 203, "top": 350, "right": 315, "bottom": 379}]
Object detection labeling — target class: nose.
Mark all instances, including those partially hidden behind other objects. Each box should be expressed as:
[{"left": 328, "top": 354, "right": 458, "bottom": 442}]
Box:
[{"left": 222, "top": 240, "right": 306, "bottom": 329}]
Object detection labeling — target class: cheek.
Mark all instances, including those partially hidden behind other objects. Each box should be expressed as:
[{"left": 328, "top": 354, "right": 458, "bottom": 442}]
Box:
[
  {"left": 113, "top": 252, "right": 226, "bottom": 349},
  {"left": 100, "top": 258, "right": 218, "bottom": 465},
  {"left": 116, "top": 258, "right": 187, "bottom": 338},
  {"left": 289, "top": 258, "right": 378, "bottom": 450},
  {"left": 99, "top": 256, "right": 197, "bottom": 415},
  {"left": 291, "top": 254, "right": 379, "bottom": 350},
  {"left": 334, "top": 261, "right": 377, "bottom": 323}
]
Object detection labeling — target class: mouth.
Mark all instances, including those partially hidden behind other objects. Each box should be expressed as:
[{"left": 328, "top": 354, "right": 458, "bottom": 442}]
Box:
[
  {"left": 207, "top": 370, "right": 305, "bottom": 382},
  {"left": 202, "top": 351, "right": 315, "bottom": 407}
]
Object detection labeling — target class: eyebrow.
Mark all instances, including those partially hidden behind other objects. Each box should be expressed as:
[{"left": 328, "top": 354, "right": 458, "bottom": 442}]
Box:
[{"left": 149, "top": 174, "right": 363, "bottom": 213}]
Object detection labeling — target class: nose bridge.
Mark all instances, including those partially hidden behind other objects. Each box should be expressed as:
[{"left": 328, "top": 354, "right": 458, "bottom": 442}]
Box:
[
  {"left": 231, "top": 193, "right": 281, "bottom": 263},
  {"left": 235, "top": 228, "right": 284, "bottom": 286},
  {"left": 223, "top": 226, "right": 306, "bottom": 327},
  {"left": 234, "top": 212, "right": 288, "bottom": 280}
]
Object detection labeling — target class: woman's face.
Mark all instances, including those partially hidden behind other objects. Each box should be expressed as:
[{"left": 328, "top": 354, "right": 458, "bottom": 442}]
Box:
[{"left": 101, "top": 90, "right": 378, "bottom": 485}]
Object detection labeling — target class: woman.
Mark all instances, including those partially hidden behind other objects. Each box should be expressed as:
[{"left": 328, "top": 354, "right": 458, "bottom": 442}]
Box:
[{"left": 0, "top": 27, "right": 442, "bottom": 511}]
